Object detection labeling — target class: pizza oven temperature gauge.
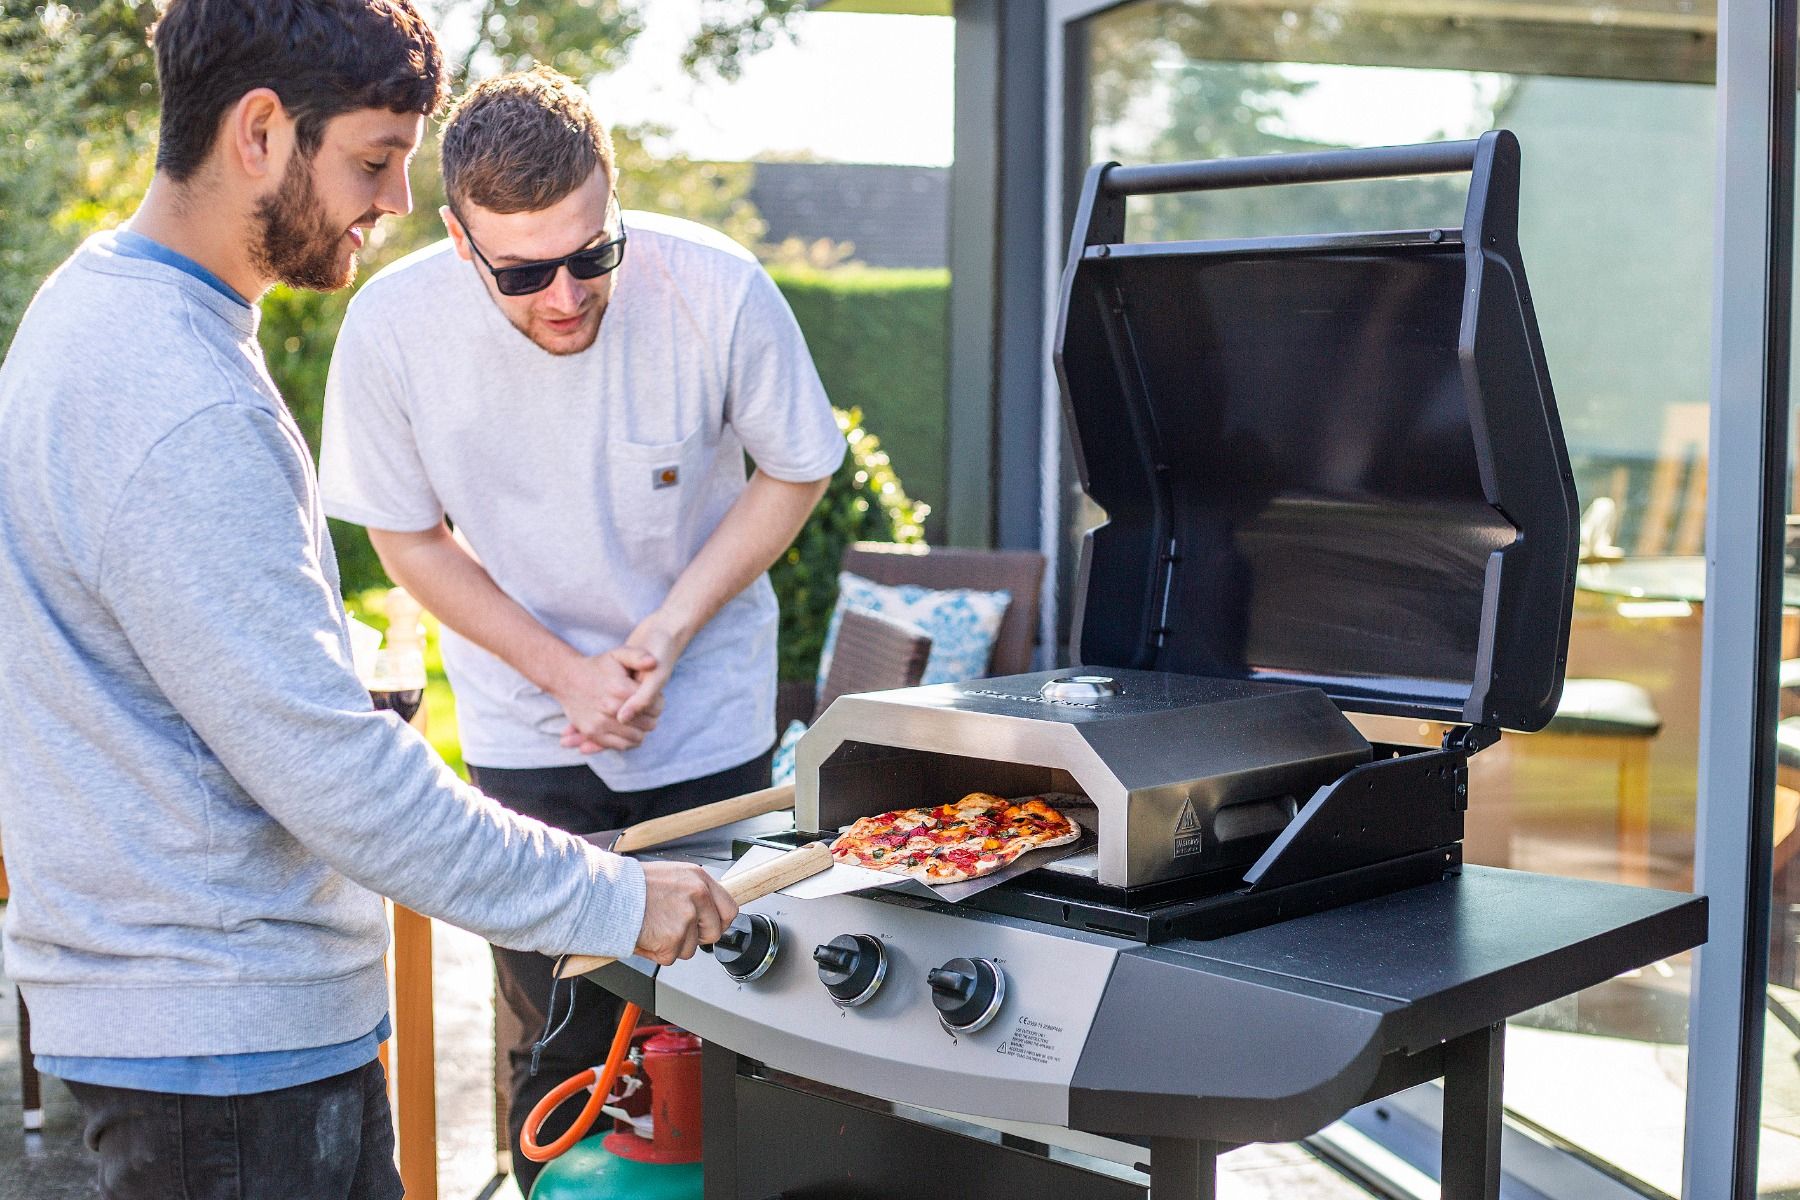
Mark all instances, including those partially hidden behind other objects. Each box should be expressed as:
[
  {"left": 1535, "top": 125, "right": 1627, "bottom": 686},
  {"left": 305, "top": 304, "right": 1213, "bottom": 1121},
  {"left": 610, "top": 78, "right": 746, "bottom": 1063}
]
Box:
[
  {"left": 928, "top": 958, "right": 1006, "bottom": 1033},
  {"left": 813, "top": 934, "right": 886, "bottom": 1007},
  {"left": 712, "top": 913, "right": 779, "bottom": 981}
]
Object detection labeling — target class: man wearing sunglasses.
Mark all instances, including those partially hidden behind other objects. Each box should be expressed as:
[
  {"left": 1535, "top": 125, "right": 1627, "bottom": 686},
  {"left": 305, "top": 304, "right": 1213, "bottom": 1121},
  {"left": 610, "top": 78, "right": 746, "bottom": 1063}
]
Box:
[{"left": 319, "top": 68, "right": 841, "bottom": 1189}]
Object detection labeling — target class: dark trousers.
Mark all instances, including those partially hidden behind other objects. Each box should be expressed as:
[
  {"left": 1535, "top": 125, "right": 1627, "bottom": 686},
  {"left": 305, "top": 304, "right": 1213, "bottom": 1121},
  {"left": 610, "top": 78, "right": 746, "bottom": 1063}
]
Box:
[
  {"left": 469, "top": 752, "right": 772, "bottom": 1196},
  {"left": 62, "top": 1059, "right": 399, "bottom": 1200}
]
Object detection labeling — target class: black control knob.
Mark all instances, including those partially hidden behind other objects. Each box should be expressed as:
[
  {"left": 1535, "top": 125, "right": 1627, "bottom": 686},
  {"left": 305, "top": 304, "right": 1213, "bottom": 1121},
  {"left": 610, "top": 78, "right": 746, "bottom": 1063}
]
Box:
[
  {"left": 813, "top": 934, "right": 886, "bottom": 1007},
  {"left": 928, "top": 957, "right": 1006, "bottom": 1033},
  {"left": 712, "top": 913, "right": 779, "bottom": 981}
]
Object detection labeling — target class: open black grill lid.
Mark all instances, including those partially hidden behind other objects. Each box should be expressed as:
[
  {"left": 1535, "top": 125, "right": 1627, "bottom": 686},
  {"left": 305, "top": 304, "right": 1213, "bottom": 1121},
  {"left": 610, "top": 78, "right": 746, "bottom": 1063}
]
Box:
[{"left": 1055, "top": 131, "right": 1577, "bottom": 732}]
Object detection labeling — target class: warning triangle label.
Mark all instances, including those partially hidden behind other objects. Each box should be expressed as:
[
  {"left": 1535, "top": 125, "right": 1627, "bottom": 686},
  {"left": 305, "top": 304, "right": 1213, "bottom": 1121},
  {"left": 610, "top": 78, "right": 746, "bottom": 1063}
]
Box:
[{"left": 1175, "top": 799, "right": 1203, "bottom": 835}]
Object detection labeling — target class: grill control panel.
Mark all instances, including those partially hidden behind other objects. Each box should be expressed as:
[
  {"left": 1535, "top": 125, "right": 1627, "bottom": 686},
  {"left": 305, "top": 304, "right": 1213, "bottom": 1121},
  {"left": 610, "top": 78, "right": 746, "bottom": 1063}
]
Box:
[{"left": 655, "top": 891, "right": 1125, "bottom": 1127}]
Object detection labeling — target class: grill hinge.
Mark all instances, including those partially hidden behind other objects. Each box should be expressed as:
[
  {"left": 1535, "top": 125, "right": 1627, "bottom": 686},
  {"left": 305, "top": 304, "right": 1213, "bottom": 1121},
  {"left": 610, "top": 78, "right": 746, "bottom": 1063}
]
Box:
[{"left": 1441, "top": 723, "right": 1501, "bottom": 756}]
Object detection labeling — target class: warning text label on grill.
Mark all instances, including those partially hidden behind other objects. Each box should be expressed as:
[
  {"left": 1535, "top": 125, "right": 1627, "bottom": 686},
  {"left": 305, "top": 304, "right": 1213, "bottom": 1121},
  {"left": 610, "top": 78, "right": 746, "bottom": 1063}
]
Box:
[
  {"left": 1174, "top": 798, "right": 1206, "bottom": 857},
  {"left": 995, "top": 1016, "right": 1065, "bottom": 1065}
]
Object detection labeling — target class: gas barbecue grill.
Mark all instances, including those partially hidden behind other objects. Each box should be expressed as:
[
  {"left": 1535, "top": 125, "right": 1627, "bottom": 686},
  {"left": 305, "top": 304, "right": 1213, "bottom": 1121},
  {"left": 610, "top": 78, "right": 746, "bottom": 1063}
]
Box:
[{"left": 580, "top": 132, "right": 1707, "bottom": 1199}]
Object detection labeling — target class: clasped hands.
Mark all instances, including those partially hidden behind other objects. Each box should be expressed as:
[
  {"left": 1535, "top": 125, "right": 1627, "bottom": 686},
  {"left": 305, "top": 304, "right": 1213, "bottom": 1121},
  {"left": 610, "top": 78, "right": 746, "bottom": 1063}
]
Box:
[{"left": 550, "top": 619, "right": 686, "bottom": 756}]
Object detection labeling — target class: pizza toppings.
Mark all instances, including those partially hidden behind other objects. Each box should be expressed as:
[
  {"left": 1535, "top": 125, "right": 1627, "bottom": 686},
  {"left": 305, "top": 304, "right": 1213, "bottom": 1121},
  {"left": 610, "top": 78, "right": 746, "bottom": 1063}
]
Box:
[{"left": 829, "top": 792, "right": 1081, "bottom": 885}]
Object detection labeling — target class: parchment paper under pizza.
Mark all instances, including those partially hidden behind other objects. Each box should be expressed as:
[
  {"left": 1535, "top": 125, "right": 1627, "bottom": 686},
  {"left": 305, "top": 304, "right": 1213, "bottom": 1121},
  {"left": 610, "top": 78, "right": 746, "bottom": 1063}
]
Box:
[{"left": 829, "top": 792, "right": 1082, "bottom": 885}]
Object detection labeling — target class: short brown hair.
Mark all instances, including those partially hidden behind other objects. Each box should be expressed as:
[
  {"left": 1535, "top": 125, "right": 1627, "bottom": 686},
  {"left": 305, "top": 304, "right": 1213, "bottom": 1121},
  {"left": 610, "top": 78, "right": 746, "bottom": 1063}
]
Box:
[
  {"left": 151, "top": 0, "right": 445, "bottom": 183},
  {"left": 440, "top": 68, "right": 615, "bottom": 215}
]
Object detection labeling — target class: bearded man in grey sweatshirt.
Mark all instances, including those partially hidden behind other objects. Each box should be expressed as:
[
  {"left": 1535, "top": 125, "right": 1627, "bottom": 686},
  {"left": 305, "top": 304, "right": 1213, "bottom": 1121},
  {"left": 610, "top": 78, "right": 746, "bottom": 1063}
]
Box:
[{"left": 0, "top": 3, "right": 735, "bottom": 1197}]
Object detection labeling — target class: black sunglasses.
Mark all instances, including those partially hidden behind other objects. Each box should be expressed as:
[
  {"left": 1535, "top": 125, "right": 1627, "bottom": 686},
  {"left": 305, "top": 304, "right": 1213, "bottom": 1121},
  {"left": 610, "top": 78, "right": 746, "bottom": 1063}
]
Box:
[{"left": 462, "top": 217, "right": 628, "bottom": 297}]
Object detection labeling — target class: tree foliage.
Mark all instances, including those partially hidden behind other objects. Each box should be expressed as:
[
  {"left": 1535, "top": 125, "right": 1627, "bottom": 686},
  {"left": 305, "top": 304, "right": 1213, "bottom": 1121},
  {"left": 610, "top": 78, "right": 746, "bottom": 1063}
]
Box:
[
  {"left": 427, "top": 0, "right": 642, "bottom": 84},
  {"left": 0, "top": 2, "right": 158, "bottom": 350},
  {"left": 1085, "top": 4, "right": 1476, "bottom": 242},
  {"left": 682, "top": 0, "right": 808, "bottom": 81}
]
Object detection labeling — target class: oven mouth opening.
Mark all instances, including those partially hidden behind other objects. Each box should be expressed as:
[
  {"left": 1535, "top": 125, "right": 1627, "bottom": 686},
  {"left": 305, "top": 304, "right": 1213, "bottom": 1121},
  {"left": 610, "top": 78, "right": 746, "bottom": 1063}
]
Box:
[{"left": 804, "top": 740, "right": 1093, "bottom": 835}]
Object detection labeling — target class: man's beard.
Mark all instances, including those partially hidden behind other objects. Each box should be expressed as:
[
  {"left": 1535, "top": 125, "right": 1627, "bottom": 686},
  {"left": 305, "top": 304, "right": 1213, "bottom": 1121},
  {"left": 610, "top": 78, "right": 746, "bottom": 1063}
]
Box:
[
  {"left": 251, "top": 153, "right": 361, "bottom": 292},
  {"left": 506, "top": 300, "right": 604, "bottom": 356}
]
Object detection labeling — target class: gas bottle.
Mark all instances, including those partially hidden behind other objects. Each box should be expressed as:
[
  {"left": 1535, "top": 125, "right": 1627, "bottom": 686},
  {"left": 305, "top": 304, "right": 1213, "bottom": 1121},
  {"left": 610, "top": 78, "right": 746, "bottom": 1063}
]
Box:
[{"left": 528, "top": 1027, "right": 705, "bottom": 1200}]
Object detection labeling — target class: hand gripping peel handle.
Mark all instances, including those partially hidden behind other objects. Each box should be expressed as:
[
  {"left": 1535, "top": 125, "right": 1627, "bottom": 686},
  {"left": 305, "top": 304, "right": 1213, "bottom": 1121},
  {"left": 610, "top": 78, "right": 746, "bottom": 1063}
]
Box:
[
  {"left": 520, "top": 843, "right": 834, "bottom": 1165},
  {"left": 556, "top": 841, "right": 833, "bottom": 979}
]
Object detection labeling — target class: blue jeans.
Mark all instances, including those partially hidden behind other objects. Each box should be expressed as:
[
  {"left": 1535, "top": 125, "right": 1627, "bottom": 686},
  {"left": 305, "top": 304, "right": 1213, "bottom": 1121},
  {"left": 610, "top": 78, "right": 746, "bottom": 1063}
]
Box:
[{"left": 63, "top": 1059, "right": 401, "bottom": 1200}]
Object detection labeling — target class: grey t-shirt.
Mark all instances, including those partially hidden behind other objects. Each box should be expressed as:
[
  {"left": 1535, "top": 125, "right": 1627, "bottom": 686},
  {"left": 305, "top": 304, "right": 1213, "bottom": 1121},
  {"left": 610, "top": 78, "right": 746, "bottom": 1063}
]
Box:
[
  {"left": 320, "top": 214, "right": 845, "bottom": 790},
  {"left": 0, "top": 233, "right": 646, "bottom": 1059}
]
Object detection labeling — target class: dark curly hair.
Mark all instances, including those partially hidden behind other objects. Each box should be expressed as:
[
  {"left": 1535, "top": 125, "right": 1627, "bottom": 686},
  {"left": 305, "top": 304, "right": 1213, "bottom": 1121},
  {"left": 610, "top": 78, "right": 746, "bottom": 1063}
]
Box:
[{"left": 151, "top": 0, "right": 446, "bottom": 182}]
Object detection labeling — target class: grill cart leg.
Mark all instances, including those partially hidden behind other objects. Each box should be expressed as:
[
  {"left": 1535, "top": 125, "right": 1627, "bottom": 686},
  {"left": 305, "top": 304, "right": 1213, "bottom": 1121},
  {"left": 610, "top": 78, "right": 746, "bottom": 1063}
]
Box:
[
  {"left": 1440, "top": 1022, "right": 1504, "bottom": 1200},
  {"left": 1149, "top": 1137, "right": 1218, "bottom": 1200},
  {"left": 702, "top": 1041, "right": 739, "bottom": 1200}
]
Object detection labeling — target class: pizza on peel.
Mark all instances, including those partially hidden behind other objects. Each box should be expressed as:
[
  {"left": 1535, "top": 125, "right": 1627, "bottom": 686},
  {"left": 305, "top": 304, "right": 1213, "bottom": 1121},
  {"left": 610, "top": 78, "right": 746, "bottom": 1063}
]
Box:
[{"left": 829, "top": 792, "right": 1081, "bottom": 885}]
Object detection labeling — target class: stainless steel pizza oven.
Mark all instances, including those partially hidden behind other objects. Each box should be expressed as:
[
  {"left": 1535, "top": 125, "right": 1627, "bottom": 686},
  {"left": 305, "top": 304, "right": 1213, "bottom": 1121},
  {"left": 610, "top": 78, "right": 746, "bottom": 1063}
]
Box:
[
  {"left": 789, "top": 129, "right": 1579, "bottom": 934},
  {"left": 796, "top": 670, "right": 1371, "bottom": 890}
]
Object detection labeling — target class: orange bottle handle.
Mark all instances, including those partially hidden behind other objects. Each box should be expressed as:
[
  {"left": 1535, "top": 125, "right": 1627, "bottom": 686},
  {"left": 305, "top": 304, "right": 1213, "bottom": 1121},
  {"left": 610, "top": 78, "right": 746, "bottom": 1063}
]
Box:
[{"left": 518, "top": 1001, "right": 643, "bottom": 1163}]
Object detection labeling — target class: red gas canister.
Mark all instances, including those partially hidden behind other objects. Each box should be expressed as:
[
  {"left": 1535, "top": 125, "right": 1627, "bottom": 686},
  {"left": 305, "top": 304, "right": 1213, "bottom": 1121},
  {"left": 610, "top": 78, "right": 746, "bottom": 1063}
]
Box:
[{"left": 604, "top": 1026, "right": 704, "bottom": 1165}]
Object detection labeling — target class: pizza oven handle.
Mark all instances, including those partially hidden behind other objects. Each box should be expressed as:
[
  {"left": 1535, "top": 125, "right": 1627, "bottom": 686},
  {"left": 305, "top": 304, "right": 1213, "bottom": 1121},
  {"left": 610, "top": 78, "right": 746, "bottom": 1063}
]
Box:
[{"left": 1099, "top": 138, "right": 1482, "bottom": 199}]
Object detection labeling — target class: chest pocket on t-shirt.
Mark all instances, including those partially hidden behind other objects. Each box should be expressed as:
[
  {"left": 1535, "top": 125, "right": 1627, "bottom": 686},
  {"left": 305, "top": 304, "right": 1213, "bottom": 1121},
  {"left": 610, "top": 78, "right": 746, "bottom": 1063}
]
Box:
[{"left": 607, "top": 428, "right": 706, "bottom": 576}]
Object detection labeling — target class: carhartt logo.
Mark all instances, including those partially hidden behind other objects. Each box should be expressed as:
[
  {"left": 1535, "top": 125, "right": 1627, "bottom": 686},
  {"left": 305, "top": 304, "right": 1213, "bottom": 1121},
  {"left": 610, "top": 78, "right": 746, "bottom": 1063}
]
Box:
[
  {"left": 653, "top": 466, "right": 679, "bottom": 489},
  {"left": 1174, "top": 799, "right": 1205, "bottom": 857}
]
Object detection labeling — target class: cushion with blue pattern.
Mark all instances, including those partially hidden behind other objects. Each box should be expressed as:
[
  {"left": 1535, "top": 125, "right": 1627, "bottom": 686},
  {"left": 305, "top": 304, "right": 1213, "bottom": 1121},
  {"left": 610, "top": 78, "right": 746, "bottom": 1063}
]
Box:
[
  {"left": 771, "top": 719, "right": 808, "bottom": 786},
  {"left": 815, "top": 571, "right": 1011, "bottom": 700}
]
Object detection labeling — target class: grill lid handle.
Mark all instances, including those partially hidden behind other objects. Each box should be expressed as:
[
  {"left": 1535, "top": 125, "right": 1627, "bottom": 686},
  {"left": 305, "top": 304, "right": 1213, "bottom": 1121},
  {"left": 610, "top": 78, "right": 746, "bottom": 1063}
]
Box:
[{"left": 1099, "top": 139, "right": 1482, "bottom": 200}]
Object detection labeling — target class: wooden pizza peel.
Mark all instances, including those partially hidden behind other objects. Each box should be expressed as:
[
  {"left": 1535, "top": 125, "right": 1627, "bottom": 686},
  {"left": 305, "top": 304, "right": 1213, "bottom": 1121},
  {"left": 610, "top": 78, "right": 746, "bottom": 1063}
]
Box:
[
  {"left": 583, "top": 781, "right": 796, "bottom": 854},
  {"left": 723, "top": 806, "right": 1093, "bottom": 905},
  {"left": 554, "top": 793, "right": 1094, "bottom": 978}
]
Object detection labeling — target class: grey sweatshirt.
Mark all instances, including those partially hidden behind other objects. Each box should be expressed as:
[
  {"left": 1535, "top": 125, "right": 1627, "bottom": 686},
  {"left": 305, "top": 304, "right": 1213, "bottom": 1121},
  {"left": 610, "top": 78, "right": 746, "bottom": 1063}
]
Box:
[{"left": 0, "top": 234, "right": 646, "bottom": 1058}]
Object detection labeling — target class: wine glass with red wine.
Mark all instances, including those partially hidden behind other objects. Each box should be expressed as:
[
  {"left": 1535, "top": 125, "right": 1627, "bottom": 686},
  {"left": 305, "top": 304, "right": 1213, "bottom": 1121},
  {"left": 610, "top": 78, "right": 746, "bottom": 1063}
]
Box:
[{"left": 368, "top": 647, "right": 426, "bottom": 725}]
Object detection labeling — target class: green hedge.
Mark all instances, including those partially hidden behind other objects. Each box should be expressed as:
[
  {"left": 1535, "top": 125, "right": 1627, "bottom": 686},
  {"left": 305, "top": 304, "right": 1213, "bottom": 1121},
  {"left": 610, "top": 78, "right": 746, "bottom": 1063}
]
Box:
[
  {"left": 771, "top": 408, "right": 924, "bottom": 681},
  {"left": 770, "top": 266, "right": 949, "bottom": 534}
]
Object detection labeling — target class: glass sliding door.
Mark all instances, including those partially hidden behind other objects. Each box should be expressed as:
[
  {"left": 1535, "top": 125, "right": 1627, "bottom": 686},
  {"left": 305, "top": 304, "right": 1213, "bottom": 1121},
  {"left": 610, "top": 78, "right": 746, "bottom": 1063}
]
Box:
[
  {"left": 1067, "top": 1, "right": 1718, "bottom": 1193},
  {"left": 1757, "top": 62, "right": 1800, "bottom": 1200}
]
